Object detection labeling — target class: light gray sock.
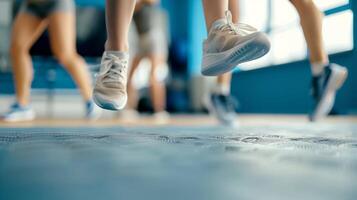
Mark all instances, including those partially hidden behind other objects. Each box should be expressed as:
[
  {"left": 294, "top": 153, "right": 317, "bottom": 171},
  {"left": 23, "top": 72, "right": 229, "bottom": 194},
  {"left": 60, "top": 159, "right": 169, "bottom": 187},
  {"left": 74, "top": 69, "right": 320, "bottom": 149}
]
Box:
[
  {"left": 213, "top": 84, "right": 230, "bottom": 95},
  {"left": 311, "top": 61, "right": 329, "bottom": 76},
  {"left": 104, "top": 51, "right": 129, "bottom": 60}
]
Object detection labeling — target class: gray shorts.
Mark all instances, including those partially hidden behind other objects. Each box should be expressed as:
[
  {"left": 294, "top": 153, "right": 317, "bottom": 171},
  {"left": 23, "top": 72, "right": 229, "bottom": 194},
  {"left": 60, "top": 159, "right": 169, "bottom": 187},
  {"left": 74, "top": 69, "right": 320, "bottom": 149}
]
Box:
[
  {"left": 20, "top": 0, "right": 75, "bottom": 19},
  {"left": 131, "top": 4, "right": 168, "bottom": 57}
]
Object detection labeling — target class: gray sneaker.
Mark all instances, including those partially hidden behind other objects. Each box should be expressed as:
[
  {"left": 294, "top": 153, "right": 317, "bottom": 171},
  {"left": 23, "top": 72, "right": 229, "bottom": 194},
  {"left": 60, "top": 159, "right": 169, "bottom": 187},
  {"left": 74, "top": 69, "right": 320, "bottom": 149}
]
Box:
[
  {"left": 93, "top": 52, "right": 129, "bottom": 110},
  {"left": 202, "top": 10, "right": 270, "bottom": 76},
  {"left": 310, "top": 63, "right": 348, "bottom": 121},
  {"left": 207, "top": 94, "right": 239, "bottom": 126}
]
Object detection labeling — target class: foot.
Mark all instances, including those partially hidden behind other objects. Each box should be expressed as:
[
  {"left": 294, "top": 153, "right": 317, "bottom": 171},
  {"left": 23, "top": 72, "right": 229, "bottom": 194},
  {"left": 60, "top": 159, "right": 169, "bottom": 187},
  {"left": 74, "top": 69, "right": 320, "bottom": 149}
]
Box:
[
  {"left": 153, "top": 111, "right": 170, "bottom": 123},
  {"left": 207, "top": 94, "right": 238, "bottom": 126},
  {"left": 202, "top": 11, "right": 270, "bottom": 76},
  {"left": 310, "top": 63, "right": 348, "bottom": 121},
  {"left": 85, "top": 100, "right": 102, "bottom": 120},
  {"left": 1, "top": 103, "right": 35, "bottom": 122},
  {"left": 93, "top": 52, "right": 129, "bottom": 110}
]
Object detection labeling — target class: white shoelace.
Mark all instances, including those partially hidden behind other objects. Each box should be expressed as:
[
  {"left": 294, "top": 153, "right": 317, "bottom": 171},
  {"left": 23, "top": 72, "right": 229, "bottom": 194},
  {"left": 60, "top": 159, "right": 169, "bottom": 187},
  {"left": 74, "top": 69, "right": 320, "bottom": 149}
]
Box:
[
  {"left": 98, "top": 54, "right": 127, "bottom": 84},
  {"left": 219, "top": 10, "right": 257, "bottom": 36}
]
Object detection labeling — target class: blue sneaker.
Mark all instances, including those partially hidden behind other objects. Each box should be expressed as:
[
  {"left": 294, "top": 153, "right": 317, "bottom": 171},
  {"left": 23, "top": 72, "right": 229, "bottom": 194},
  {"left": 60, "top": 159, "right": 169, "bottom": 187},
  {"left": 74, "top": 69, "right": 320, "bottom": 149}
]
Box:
[
  {"left": 85, "top": 101, "right": 102, "bottom": 120},
  {"left": 201, "top": 11, "right": 270, "bottom": 76},
  {"left": 207, "top": 94, "right": 239, "bottom": 126},
  {"left": 1, "top": 103, "right": 35, "bottom": 122},
  {"left": 310, "top": 63, "right": 348, "bottom": 121}
]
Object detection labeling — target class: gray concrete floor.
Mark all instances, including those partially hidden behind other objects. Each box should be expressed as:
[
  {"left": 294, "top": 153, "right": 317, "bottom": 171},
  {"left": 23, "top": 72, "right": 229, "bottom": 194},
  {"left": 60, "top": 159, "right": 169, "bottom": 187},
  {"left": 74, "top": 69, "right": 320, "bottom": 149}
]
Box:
[{"left": 0, "top": 113, "right": 356, "bottom": 200}]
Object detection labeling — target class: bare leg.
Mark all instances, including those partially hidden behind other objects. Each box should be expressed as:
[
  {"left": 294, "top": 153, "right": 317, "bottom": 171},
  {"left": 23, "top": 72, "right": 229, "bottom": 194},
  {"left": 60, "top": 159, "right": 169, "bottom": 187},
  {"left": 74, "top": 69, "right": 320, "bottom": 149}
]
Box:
[
  {"left": 290, "top": 0, "right": 328, "bottom": 65},
  {"left": 92, "top": 0, "right": 136, "bottom": 111},
  {"left": 105, "top": 0, "right": 137, "bottom": 51},
  {"left": 10, "top": 13, "right": 48, "bottom": 106},
  {"left": 48, "top": 12, "right": 92, "bottom": 101},
  {"left": 149, "top": 55, "right": 166, "bottom": 113},
  {"left": 127, "top": 56, "right": 142, "bottom": 109},
  {"left": 216, "top": 74, "right": 232, "bottom": 94},
  {"left": 202, "top": 0, "right": 229, "bottom": 32},
  {"left": 216, "top": 0, "right": 240, "bottom": 93}
]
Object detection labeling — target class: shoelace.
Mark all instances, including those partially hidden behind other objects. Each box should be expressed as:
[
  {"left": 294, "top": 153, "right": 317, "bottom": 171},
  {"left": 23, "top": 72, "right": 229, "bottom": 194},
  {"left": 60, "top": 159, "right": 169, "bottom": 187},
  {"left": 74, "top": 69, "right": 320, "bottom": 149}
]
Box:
[
  {"left": 219, "top": 10, "right": 257, "bottom": 36},
  {"left": 98, "top": 54, "right": 127, "bottom": 83}
]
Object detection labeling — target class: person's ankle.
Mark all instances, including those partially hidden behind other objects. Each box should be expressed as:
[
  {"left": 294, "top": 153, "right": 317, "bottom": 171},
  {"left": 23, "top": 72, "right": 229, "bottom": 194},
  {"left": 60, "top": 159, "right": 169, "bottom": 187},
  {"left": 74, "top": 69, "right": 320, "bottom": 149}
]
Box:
[
  {"left": 16, "top": 101, "right": 29, "bottom": 108},
  {"left": 213, "top": 84, "right": 230, "bottom": 95},
  {"left": 311, "top": 61, "right": 329, "bottom": 76},
  {"left": 105, "top": 40, "right": 129, "bottom": 52}
]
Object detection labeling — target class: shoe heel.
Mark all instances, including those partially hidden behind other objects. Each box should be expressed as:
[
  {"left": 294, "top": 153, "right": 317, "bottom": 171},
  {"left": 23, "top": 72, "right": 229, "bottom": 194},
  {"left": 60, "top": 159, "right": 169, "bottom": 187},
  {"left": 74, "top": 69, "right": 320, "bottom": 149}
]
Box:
[{"left": 332, "top": 66, "right": 348, "bottom": 90}]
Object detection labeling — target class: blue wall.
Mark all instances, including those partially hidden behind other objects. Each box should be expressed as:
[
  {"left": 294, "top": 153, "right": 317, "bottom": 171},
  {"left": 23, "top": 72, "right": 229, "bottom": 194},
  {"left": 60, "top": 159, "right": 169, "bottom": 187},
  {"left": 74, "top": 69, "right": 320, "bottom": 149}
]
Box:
[
  {"left": 75, "top": 0, "right": 104, "bottom": 7},
  {"left": 187, "top": 0, "right": 206, "bottom": 76}
]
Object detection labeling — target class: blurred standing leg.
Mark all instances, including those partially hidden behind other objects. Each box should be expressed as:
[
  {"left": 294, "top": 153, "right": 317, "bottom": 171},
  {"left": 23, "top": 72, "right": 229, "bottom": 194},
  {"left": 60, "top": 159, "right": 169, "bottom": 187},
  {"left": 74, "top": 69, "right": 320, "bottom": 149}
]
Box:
[
  {"left": 127, "top": 56, "right": 142, "bottom": 110},
  {"left": 10, "top": 14, "right": 48, "bottom": 106},
  {"left": 149, "top": 55, "right": 167, "bottom": 113},
  {"left": 48, "top": 12, "right": 92, "bottom": 101}
]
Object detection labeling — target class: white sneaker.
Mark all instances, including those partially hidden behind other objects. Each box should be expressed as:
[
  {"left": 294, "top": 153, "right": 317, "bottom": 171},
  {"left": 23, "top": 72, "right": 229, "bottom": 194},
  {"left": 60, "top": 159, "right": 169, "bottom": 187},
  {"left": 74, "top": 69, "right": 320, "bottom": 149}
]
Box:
[
  {"left": 93, "top": 52, "right": 129, "bottom": 110},
  {"left": 202, "top": 10, "right": 270, "bottom": 76},
  {"left": 1, "top": 103, "right": 36, "bottom": 122}
]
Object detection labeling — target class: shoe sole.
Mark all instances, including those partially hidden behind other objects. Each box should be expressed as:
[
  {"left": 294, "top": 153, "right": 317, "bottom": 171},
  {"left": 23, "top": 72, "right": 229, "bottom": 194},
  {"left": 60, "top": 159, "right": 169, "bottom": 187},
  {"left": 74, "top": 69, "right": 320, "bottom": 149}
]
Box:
[
  {"left": 93, "top": 94, "right": 127, "bottom": 111},
  {"left": 310, "top": 64, "right": 348, "bottom": 121},
  {"left": 202, "top": 32, "right": 270, "bottom": 76},
  {"left": 2, "top": 112, "right": 35, "bottom": 122}
]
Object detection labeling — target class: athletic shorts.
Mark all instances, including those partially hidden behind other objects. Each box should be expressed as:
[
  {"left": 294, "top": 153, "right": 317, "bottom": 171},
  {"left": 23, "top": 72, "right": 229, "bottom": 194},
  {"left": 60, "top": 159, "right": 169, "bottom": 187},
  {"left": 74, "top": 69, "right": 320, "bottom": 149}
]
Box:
[
  {"left": 132, "top": 4, "right": 168, "bottom": 57},
  {"left": 20, "top": 0, "right": 75, "bottom": 19}
]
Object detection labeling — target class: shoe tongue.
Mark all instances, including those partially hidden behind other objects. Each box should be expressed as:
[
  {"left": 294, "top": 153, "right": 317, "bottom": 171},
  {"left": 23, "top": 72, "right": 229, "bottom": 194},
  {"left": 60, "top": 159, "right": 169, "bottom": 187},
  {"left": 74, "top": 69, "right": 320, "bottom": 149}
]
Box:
[{"left": 210, "top": 18, "right": 227, "bottom": 31}]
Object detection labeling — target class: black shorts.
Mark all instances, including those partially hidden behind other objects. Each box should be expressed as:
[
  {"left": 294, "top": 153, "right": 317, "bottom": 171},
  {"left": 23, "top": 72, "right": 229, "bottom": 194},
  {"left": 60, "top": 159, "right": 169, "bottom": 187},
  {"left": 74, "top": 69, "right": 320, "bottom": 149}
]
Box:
[{"left": 20, "top": 0, "right": 75, "bottom": 19}]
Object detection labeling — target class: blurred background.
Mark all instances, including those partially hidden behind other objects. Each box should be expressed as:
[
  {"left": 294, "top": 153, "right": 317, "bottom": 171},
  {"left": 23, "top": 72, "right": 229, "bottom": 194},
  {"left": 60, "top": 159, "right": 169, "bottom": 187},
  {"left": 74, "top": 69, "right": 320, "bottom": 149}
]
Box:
[{"left": 0, "top": 0, "right": 355, "bottom": 118}]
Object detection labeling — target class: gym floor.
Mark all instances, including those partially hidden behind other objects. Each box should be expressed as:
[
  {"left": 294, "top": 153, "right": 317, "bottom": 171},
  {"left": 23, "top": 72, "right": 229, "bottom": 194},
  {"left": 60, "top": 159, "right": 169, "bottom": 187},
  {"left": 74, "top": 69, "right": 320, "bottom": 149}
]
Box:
[{"left": 0, "top": 112, "right": 356, "bottom": 200}]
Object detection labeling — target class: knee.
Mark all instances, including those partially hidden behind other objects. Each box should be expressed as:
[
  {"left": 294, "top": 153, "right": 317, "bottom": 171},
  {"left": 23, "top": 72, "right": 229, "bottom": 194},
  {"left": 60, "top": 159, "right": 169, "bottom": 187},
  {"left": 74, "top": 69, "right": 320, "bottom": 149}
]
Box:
[
  {"left": 54, "top": 51, "right": 79, "bottom": 68},
  {"left": 10, "top": 40, "right": 30, "bottom": 58}
]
